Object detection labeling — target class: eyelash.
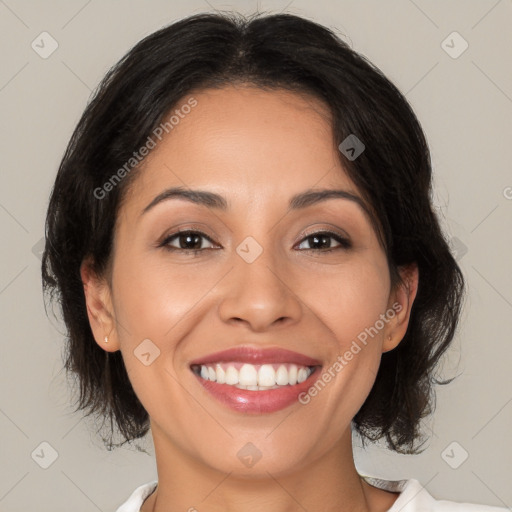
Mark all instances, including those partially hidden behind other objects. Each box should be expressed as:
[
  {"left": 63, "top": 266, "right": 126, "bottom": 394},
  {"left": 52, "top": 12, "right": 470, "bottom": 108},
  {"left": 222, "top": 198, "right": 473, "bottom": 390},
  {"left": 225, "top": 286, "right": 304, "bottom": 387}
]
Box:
[{"left": 159, "top": 229, "right": 352, "bottom": 255}]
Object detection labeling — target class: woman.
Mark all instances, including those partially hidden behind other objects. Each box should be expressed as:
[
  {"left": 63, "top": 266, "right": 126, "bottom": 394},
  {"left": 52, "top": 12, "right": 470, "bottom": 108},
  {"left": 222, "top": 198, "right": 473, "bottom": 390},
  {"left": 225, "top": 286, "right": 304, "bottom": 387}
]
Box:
[{"left": 42, "top": 11, "right": 507, "bottom": 512}]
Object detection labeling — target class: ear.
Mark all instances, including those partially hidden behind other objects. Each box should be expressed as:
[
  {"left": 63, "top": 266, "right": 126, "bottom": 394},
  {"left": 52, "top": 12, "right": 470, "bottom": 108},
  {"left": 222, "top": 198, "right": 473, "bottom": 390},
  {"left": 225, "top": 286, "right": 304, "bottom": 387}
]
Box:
[
  {"left": 382, "top": 263, "right": 419, "bottom": 353},
  {"left": 80, "top": 259, "right": 120, "bottom": 352}
]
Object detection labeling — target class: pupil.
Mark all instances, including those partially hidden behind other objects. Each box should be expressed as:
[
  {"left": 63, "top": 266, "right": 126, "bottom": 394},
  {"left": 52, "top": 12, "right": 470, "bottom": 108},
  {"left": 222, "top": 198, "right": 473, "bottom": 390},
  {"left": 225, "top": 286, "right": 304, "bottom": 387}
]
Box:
[
  {"left": 181, "top": 233, "right": 201, "bottom": 249},
  {"left": 311, "top": 234, "right": 330, "bottom": 249}
]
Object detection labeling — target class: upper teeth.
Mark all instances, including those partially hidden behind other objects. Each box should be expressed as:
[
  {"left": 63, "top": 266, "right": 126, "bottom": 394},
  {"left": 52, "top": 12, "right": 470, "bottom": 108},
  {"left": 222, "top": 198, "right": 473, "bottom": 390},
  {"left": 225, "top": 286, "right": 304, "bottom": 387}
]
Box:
[{"left": 196, "top": 363, "right": 313, "bottom": 388}]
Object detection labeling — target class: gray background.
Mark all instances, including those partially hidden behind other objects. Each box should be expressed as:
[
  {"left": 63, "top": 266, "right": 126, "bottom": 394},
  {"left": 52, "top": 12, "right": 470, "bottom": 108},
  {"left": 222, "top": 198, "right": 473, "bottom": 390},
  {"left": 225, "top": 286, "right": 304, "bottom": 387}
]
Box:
[{"left": 0, "top": 0, "right": 511, "bottom": 510}]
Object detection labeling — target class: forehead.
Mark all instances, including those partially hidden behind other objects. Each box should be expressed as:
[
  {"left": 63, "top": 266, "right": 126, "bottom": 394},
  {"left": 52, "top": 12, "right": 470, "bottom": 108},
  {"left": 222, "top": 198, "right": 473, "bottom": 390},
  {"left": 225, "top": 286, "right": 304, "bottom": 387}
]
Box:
[{"left": 123, "top": 85, "right": 360, "bottom": 212}]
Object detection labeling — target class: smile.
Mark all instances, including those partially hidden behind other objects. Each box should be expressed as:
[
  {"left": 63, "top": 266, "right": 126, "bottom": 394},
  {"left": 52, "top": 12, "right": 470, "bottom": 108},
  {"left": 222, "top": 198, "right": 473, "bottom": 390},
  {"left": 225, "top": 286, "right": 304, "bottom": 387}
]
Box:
[
  {"left": 192, "top": 362, "right": 315, "bottom": 389},
  {"left": 189, "top": 346, "right": 322, "bottom": 413}
]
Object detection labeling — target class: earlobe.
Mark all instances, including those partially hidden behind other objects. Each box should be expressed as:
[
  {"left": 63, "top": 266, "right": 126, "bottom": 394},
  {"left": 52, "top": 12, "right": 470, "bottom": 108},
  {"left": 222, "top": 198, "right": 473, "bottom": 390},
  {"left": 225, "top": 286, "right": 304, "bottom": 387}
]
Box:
[
  {"left": 80, "top": 260, "right": 120, "bottom": 351},
  {"left": 383, "top": 263, "right": 419, "bottom": 352}
]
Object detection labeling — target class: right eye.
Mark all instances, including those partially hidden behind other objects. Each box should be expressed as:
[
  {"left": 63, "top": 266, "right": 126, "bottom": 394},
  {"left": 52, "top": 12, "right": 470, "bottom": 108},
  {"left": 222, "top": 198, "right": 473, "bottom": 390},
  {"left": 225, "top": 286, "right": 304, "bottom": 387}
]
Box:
[{"left": 160, "top": 230, "right": 219, "bottom": 254}]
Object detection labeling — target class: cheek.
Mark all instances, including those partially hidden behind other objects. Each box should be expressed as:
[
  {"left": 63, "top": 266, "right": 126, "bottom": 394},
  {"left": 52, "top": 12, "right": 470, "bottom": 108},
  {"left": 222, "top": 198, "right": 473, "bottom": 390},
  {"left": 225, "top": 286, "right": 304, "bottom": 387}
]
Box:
[
  {"left": 296, "top": 253, "right": 391, "bottom": 348},
  {"left": 111, "top": 251, "right": 219, "bottom": 341},
  {"left": 109, "top": 252, "right": 204, "bottom": 434},
  {"left": 109, "top": 252, "right": 229, "bottom": 416},
  {"left": 294, "top": 254, "right": 390, "bottom": 418}
]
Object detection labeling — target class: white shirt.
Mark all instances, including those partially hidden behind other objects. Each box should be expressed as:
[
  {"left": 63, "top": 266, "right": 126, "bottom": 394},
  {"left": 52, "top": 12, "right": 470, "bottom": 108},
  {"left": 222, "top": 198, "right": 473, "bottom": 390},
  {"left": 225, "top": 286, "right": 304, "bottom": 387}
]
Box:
[{"left": 115, "top": 477, "right": 508, "bottom": 511}]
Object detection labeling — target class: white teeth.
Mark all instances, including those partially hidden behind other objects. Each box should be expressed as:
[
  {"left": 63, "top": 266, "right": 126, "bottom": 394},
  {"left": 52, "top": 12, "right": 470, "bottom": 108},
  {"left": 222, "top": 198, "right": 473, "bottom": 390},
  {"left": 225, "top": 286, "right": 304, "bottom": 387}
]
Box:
[
  {"left": 225, "top": 366, "right": 239, "bottom": 385},
  {"left": 288, "top": 364, "right": 298, "bottom": 385},
  {"left": 196, "top": 362, "right": 315, "bottom": 388},
  {"left": 258, "top": 364, "right": 276, "bottom": 387},
  {"left": 239, "top": 364, "right": 258, "bottom": 386},
  {"left": 297, "top": 367, "right": 308, "bottom": 383},
  {"left": 275, "top": 365, "right": 288, "bottom": 386},
  {"left": 215, "top": 364, "right": 226, "bottom": 384}
]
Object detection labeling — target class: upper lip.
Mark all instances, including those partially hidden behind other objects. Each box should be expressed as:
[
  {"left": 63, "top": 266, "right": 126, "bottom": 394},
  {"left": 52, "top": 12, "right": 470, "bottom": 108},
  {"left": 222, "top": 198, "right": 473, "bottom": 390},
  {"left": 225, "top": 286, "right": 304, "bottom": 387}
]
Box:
[{"left": 189, "top": 346, "right": 322, "bottom": 367}]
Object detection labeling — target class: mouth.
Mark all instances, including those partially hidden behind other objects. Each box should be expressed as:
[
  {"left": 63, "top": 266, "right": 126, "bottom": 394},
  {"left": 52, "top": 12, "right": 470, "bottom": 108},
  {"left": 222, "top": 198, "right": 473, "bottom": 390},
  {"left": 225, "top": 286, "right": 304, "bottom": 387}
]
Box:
[
  {"left": 191, "top": 362, "right": 317, "bottom": 389},
  {"left": 189, "top": 346, "right": 322, "bottom": 413}
]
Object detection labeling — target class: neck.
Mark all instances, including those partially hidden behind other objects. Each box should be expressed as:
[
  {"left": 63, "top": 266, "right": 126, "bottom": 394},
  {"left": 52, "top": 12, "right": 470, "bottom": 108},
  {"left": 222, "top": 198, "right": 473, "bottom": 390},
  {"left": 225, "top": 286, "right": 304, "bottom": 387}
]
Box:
[{"left": 141, "top": 422, "right": 397, "bottom": 512}]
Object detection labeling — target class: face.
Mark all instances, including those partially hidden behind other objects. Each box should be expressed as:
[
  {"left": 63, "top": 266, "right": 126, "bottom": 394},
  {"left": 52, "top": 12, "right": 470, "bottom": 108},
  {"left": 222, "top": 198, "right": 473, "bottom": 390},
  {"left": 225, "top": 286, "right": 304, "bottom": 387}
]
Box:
[{"left": 83, "top": 85, "right": 416, "bottom": 477}]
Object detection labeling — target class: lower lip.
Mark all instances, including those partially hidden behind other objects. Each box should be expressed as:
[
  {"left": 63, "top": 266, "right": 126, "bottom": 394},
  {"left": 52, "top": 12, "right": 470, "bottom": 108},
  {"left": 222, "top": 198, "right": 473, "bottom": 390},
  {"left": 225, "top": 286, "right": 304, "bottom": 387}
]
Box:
[{"left": 193, "top": 368, "right": 321, "bottom": 413}]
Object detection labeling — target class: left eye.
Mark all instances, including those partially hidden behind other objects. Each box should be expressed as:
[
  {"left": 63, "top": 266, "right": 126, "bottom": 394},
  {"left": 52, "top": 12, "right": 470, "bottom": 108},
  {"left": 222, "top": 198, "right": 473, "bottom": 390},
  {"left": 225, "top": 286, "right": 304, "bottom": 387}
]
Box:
[{"left": 296, "top": 231, "right": 351, "bottom": 251}]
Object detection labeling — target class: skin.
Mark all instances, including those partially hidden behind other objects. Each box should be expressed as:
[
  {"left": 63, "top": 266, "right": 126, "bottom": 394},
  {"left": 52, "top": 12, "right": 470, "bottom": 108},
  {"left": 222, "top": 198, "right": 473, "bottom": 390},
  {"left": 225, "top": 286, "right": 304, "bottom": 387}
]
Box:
[{"left": 81, "top": 84, "right": 418, "bottom": 512}]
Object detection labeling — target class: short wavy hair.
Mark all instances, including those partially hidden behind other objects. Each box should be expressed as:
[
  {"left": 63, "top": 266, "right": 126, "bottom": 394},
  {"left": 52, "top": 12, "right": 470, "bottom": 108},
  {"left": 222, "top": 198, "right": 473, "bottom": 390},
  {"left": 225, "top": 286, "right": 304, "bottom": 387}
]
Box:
[{"left": 42, "top": 11, "right": 465, "bottom": 453}]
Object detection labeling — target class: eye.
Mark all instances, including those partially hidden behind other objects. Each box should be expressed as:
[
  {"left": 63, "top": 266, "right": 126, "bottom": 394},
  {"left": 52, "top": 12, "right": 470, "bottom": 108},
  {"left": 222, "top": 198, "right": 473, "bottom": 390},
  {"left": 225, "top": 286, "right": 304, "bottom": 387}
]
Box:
[
  {"left": 295, "top": 230, "right": 351, "bottom": 252},
  {"left": 159, "top": 229, "right": 351, "bottom": 255},
  {"left": 160, "top": 230, "right": 219, "bottom": 254}
]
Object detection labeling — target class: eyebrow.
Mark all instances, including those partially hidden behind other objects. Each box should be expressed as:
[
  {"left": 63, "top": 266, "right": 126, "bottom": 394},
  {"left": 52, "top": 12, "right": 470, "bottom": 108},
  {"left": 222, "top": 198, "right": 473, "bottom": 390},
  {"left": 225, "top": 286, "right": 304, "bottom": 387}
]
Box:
[{"left": 141, "top": 186, "right": 370, "bottom": 216}]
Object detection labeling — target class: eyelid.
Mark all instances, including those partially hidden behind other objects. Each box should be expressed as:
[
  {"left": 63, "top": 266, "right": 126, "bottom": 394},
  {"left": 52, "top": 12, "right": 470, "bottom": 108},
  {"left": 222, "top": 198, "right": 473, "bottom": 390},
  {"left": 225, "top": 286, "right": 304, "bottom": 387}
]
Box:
[
  {"left": 295, "top": 225, "right": 351, "bottom": 244},
  {"left": 158, "top": 224, "right": 220, "bottom": 246}
]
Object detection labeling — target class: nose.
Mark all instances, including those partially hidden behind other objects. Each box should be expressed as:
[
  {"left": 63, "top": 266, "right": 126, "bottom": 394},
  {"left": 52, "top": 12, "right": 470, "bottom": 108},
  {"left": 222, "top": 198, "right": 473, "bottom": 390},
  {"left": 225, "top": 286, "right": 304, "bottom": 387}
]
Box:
[{"left": 217, "top": 245, "right": 303, "bottom": 332}]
